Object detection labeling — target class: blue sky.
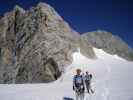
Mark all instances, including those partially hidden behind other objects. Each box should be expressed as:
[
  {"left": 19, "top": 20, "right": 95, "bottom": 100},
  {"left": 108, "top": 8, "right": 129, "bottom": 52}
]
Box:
[{"left": 0, "top": 0, "right": 132, "bottom": 47}]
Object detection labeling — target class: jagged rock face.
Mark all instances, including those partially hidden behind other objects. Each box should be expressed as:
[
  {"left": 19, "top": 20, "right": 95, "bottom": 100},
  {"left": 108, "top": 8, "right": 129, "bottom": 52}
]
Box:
[
  {"left": 82, "top": 30, "right": 133, "bottom": 61},
  {"left": 0, "top": 3, "right": 95, "bottom": 83}
]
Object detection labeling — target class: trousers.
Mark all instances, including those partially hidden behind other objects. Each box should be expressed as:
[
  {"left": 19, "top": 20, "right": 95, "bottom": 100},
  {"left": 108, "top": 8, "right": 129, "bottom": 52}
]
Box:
[{"left": 75, "top": 92, "right": 84, "bottom": 100}]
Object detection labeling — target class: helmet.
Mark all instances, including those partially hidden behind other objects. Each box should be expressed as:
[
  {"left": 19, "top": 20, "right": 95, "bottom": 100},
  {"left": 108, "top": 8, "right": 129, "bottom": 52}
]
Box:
[
  {"left": 76, "top": 69, "right": 81, "bottom": 74},
  {"left": 76, "top": 69, "right": 81, "bottom": 72},
  {"left": 86, "top": 71, "right": 89, "bottom": 74}
]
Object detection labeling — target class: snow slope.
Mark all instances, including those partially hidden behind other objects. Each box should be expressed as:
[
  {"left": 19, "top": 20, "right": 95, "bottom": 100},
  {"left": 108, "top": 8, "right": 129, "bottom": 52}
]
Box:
[{"left": 0, "top": 48, "right": 133, "bottom": 100}]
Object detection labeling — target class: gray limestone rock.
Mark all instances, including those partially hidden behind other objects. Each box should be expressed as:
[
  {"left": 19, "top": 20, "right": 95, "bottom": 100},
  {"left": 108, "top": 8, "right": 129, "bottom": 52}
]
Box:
[{"left": 0, "top": 3, "right": 95, "bottom": 83}]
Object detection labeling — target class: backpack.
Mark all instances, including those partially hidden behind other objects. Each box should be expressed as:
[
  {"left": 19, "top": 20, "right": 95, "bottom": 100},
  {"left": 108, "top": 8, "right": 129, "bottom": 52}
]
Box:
[{"left": 73, "top": 75, "right": 84, "bottom": 92}]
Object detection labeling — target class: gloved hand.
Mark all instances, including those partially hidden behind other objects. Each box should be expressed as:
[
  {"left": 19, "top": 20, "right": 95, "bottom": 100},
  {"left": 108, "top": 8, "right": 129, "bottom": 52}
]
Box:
[{"left": 75, "top": 88, "right": 79, "bottom": 93}]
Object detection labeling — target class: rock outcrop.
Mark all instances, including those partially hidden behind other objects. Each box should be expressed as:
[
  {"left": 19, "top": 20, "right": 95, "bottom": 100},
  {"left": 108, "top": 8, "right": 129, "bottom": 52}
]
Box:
[
  {"left": 0, "top": 3, "right": 95, "bottom": 83},
  {"left": 82, "top": 30, "right": 133, "bottom": 61}
]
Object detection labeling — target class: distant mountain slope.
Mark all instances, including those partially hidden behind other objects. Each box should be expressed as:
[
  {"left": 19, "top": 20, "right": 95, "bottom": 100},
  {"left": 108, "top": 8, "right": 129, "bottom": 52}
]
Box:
[{"left": 82, "top": 30, "right": 133, "bottom": 61}]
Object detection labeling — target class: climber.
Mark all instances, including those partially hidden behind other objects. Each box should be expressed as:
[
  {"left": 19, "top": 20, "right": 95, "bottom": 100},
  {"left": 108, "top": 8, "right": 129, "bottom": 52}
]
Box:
[
  {"left": 84, "top": 71, "right": 94, "bottom": 94},
  {"left": 73, "top": 69, "right": 85, "bottom": 100}
]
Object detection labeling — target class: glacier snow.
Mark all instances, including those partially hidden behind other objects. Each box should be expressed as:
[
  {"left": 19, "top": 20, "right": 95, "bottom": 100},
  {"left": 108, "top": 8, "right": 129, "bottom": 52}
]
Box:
[{"left": 0, "top": 48, "right": 133, "bottom": 100}]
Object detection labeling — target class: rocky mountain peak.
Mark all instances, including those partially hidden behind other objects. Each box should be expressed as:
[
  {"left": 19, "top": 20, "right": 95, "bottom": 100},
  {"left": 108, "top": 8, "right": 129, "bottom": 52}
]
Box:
[
  {"left": 0, "top": 2, "right": 95, "bottom": 83},
  {"left": 13, "top": 5, "right": 25, "bottom": 13},
  {"left": 82, "top": 30, "right": 133, "bottom": 61}
]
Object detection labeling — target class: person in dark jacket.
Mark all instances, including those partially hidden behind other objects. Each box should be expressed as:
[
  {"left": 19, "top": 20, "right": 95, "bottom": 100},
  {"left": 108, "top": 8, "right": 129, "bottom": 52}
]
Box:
[
  {"left": 84, "top": 71, "right": 94, "bottom": 94},
  {"left": 73, "top": 69, "right": 85, "bottom": 100}
]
